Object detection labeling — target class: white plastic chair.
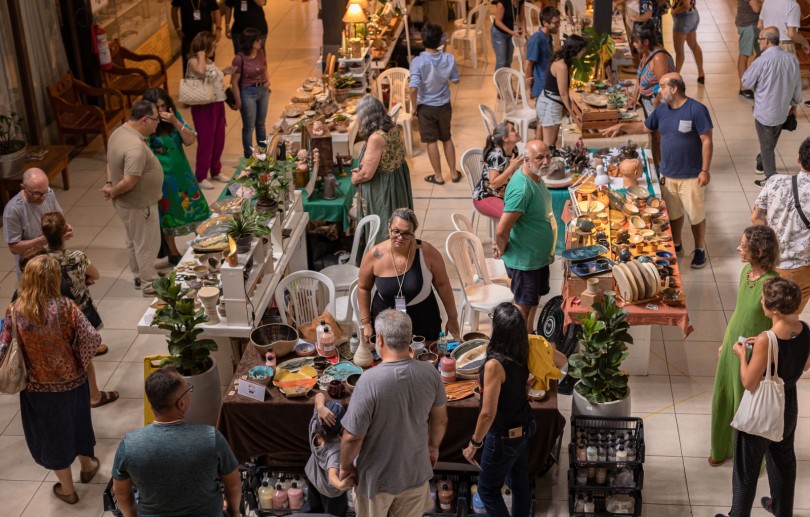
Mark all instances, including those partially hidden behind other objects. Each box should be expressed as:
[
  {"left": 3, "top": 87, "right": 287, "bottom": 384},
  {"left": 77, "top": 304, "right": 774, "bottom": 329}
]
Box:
[
  {"left": 274, "top": 270, "right": 336, "bottom": 327},
  {"left": 512, "top": 35, "right": 526, "bottom": 74},
  {"left": 454, "top": 0, "right": 487, "bottom": 28},
  {"left": 335, "top": 279, "right": 360, "bottom": 336},
  {"left": 446, "top": 231, "right": 514, "bottom": 332},
  {"left": 374, "top": 67, "right": 413, "bottom": 156},
  {"left": 451, "top": 3, "right": 489, "bottom": 69},
  {"left": 450, "top": 213, "right": 510, "bottom": 287},
  {"left": 449, "top": 0, "right": 467, "bottom": 24},
  {"left": 493, "top": 67, "right": 535, "bottom": 143},
  {"left": 320, "top": 214, "right": 381, "bottom": 293},
  {"left": 460, "top": 147, "right": 487, "bottom": 236},
  {"left": 525, "top": 2, "right": 541, "bottom": 35},
  {"left": 479, "top": 104, "right": 497, "bottom": 136}
]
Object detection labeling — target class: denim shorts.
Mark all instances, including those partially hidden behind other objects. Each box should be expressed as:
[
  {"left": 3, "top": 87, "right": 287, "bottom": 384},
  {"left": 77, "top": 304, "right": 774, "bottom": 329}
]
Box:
[
  {"left": 536, "top": 93, "right": 564, "bottom": 127},
  {"left": 506, "top": 265, "right": 550, "bottom": 307},
  {"left": 673, "top": 10, "right": 699, "bottom": 33}
]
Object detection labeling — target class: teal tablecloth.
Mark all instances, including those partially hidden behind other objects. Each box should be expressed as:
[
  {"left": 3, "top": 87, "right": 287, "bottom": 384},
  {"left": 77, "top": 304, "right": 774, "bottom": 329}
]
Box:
[
  {"left": 548, "top": 149, "right": 654, "bottom": 255},
  {"left": 220, "top": 167, "right": 357, "bottom": 230}
]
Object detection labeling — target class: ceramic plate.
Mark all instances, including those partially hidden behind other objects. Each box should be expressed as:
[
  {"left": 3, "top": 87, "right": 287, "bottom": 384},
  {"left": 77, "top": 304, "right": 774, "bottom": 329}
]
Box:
[
  {"left": 452, "top": 339, "right": 488, "bottom": 370},
  {"left": 580, "top": 93, "right": 608, "bottom": 107},
  {"left": 196, "top": 215, "right": 233, "bottom": 237},
  {"left": 626, "top": 260, "right": 648, "bottom": 299},
  {"left": 323, "top": 361, "right": 363, "bottom": 382},
  {"left": 561, "top": 245, "right": 609, "bottom": 263},
  {"left": 209, "top": 198, "right": 243, "bottom": 215},
  {"left": 611, "top": 263, "right": 633, "bottom": 301},
  {"left": 642, "top": 262, "right": 661, "bottom": 298},
  {"left": 578, "top": 200, "right": 606, "bottom": 214},
  {"left": 617, "top": 262, "right": 639, "bottom": 301},
  {"left": 276, "top": 356, "right": 316, "bottom": 372}
]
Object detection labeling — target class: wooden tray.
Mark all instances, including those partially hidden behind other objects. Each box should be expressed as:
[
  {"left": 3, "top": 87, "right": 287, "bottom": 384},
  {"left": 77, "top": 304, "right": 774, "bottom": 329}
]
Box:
[{"left": 570, "top": 91, "right": 619, "bottom": 139}]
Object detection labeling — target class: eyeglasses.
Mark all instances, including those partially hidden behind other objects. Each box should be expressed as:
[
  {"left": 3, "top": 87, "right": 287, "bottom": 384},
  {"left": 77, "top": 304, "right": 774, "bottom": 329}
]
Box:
[
  {"left": 173, "top": 383, "right": 194, "bottom": 405},
  {"left": 389, "top": 228, "right": 415, "bottom": 240},
  {"left": 144, "top": 115, "right": 160, "bottom": 122},
  {"left": 23, "top": 185, "right": 52, "bottom": 199}
]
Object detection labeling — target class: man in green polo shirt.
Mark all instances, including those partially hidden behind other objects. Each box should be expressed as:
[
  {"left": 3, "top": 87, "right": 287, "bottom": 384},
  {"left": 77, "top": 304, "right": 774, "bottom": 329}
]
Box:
[{"left": 493, "top": 140, "right": 557, "bottom": 331}]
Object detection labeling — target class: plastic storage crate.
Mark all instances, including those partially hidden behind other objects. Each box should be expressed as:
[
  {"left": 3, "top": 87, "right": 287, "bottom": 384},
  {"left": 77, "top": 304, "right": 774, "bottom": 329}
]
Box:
[
  {"left": 569, "top": 416, "right": 646, "bottom": 465},
  {"left": 568, "top": 488, "right": 643, "bottom": 516},
  {"left": 567, "top": 465, "right": 644, "bottom": 492},
  {"left": 103, "top": 478, "right": 124, "bottom": 517},
  {"left": 467, "top": 474, "right": 536, "bottom": 516}
]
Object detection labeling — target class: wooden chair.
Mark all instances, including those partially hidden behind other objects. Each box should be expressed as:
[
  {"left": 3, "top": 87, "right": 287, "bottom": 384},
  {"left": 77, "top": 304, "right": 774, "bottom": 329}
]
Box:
[
  {"left": 104, "top": 39, "right": 169, "bottom": 105},
  {"left": 46, "top": 71, "right": 126, "bottom": 150}
]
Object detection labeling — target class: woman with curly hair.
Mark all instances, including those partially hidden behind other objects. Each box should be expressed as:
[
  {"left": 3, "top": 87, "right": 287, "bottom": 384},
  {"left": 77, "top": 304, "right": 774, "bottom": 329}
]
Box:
[
  {"left": 536, "top": 34, "right": 586, "bottom": 147},
  {"left": 351, "top": 95, "right": 413, "bottom": 243},
  {"left": 709, "top": 225, "right": 780, "bottom": 467}
]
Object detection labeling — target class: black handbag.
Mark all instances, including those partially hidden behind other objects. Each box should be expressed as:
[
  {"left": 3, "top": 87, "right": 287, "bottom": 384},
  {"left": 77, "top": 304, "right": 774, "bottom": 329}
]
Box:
[{"left": 225, "top": 88, "right": 237, "bottom": 110}]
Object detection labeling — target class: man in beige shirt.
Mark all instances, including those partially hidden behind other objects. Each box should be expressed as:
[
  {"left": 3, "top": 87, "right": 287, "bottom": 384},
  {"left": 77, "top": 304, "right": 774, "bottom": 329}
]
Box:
[{"left": 102, "top": 100, "right": 164, "bottom": 296}]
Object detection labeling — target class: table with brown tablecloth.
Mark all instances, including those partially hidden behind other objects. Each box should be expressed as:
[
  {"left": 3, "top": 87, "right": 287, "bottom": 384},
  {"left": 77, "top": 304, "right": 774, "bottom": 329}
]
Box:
[{"left": 217, "top": 346, "right": 566, "bottom": 477}]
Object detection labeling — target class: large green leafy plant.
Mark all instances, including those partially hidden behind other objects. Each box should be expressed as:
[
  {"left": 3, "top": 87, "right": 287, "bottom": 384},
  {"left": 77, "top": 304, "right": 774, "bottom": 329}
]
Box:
[
  {"left": 150, "top": 271, "right": 218, "bottom": 376},
  {"left": 233, "top": 152, "right": 293, "bottom": 205},
  {"left": 225, "top": 201, "right": 271, "bottom": 239},
  {"left": 571, "top": 27, "right": 617, "bottom": 83},
  {"left": 567, "top": 295, "right": 633, "bottom": 404}
]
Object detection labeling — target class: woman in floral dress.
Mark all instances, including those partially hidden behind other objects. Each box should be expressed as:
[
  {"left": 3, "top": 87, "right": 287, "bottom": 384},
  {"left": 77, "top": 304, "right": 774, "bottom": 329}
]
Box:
[
  {"left": 143, "top": 88, "right": 211, "bottom": 264},
  {"left": 473, "top": 121, "right": 524, "bottom": 221}
]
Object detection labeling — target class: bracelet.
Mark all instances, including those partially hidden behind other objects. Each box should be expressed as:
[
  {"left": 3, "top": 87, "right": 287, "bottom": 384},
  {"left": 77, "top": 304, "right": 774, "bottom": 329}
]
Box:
[
  {"left": 469, "top": 437, "right": 483, "bottom": 449},
  {"left": 360, "top": 316, "right": 372, "bottom": 323}
]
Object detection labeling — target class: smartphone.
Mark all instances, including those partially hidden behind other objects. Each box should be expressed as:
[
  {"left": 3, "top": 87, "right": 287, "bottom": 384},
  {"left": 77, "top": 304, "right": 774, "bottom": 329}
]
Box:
[{"left": 738, "top": 336, "right": 752, "bottom": 350}]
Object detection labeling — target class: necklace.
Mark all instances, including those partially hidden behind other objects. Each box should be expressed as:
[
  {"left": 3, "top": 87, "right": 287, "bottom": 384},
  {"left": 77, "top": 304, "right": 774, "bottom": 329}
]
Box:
[
  {"left": 389, "top": 240, "right": 413, "bottom": 299},
  {"left": 745, "top": 267, "right": 766, "bottom": 288}
]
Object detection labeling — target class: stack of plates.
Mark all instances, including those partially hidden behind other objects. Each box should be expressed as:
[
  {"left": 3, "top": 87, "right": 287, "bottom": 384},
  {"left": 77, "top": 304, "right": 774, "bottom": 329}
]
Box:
[{"left": 612, "top": 260, "right": 661, "bottom": 302}]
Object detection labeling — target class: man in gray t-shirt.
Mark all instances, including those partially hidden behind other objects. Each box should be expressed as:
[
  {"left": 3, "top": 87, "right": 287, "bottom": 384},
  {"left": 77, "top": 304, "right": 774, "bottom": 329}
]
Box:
[
  {"left": 340, "top": 310, "right": 448, "bottom": 517},
  {"left": 2, "top": 168, "right": 71, "bottom": 275}
]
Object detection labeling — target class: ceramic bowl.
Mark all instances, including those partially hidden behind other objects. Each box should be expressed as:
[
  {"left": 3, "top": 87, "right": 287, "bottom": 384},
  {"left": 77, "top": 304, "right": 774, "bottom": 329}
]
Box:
[
  {"left": 343, "top": 373, "right": 361, "bottom": 394},
  {"left": 648, "top": 197, "right": 664, "bottom": 208},
  {"left": 655, "top": 259, "right": 670, "bottom": 268},
  {"left": 294, "top": 342, "right": 316, "bottom": 357},
  {"left": 304, "top": 110, "right": 317, "bottom": 117},
  {"left": 417, "top": 351, "right": 439, "bottom": 367},
  {"left": 578, "top": 200, "right": 606, "bottom": 215},
  {"left": 655, "top": 250, "right": 675, "bottom": 263},
  {"left": 626, "top": 185, "right": 650, "bottom": 201},
  {"left": 462, "top": 332, "right": 490, "bottom": 342},
  {"left": 251, "top": 323, "right": 300, "bottom": 358},
  {"left": 637, "top": 255, "right": 654, "bottom": 263},
  {"left": 248, "top": 365, "right": 274, "bottom": 385},
  {"left": 642, "top": 207, "right": 660, "bottom": 219},
  {"left": 622, "top": 202, "right": 640, "bottom": 216},
  {"left": 628, "top": 234, "right": 645, "bottom": 245},
  {"left": 577, "top": 184, "right": 598, "bottom": 196},
  {"left": 609, "top": 212, "right": 626, "bottom": 224},
  {"left": 313, "top": 356, "right": 331, "bottom": 372},
  {"left": 192, "top": 264, "right": 209, "bottom": 278},
  {"left": 574, "top": 263, "right": 591, "bottom": 275},
  {"left": 207, "top": 257, "right": 221, "bottom": 273},
  {"left": 657, "top": 233, "right": 672, "bottom": 242},
  {"left": 629, "top": 216, "right": 646, "bottom": 229},
  {"left": 640, "top": 229, "right": 656, "bottom": 240},
  {"left": 658, "top": 265, "right": 674, "bottom": 279}
]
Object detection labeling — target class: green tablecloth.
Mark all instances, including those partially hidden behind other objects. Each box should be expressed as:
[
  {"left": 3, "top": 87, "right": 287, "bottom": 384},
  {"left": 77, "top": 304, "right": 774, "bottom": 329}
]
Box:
[
  {"left": 548, "top": 149, "right": 654, "bottom": 255},
  {"left": 219, "top": 168, "right": 357, "bottom": 230}
]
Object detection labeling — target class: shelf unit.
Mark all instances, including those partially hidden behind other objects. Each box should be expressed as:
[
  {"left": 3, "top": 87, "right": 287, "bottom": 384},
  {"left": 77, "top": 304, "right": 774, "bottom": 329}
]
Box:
[
  {"left": 337, "top": 47, "right": 371, "bottom": 96},
  {"left": 568, "top": 416, "right": 645, "bottom": 516}
]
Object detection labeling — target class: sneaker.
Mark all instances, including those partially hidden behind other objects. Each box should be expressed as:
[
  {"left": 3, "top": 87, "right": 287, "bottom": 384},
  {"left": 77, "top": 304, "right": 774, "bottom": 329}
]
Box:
[
  {"left": 739, "top": 89, "right": 754, "bottom": 100},
  {"left": 142, "top": 284, "right": 156, "bottom": 297},
  {"left": 211, "top": 174, "right": 230, "bottom": 183},
  {"left": 134, "top": 278, "right": 142, "bottom": 289},
  {"left": 805, "top": 100, "right": 810, "bottom": 108},
  {"left": 761, "top": 496, "right": 775, "bottom": 515},
  {"left": 756, "top": 154, "right": 763, "bottom": 172},
  {"left": 199, "top": 179, "right": 214, "bottom": 190},
  {"left": 754, "top": 178, "right": 768, "bottom": 188},
  {"left": 754, "top": 168, "right": 764, "bottom": 175},
  {"left": 691, "top": 249, "right": 707, "bottom": 269}
]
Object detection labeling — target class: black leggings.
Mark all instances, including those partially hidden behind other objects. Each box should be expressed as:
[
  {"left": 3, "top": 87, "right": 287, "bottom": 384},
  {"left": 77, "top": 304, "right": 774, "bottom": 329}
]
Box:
[
  {"left": 303, "top": 478, "right": 348, "bottom": 517},
  {"left": 730, "top": 389, "right": 798, "bottom": 517}
]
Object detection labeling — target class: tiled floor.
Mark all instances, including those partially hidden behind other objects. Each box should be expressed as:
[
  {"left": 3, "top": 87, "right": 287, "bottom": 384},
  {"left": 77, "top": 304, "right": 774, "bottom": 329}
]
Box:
[{"left": 2, "top": 0, "right": 810, "bottom": 515}]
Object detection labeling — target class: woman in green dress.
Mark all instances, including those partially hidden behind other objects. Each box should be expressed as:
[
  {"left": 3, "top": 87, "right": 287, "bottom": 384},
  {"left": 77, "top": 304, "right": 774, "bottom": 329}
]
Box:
[
  {"left": 709, "top": 225, "right": 780, "bottom": 466},
  {"left": 351, "top": 95, "right": 413, "bottom": 243},
  {"left": 143, "top": 88, "right": 211, "bottom": 264}
]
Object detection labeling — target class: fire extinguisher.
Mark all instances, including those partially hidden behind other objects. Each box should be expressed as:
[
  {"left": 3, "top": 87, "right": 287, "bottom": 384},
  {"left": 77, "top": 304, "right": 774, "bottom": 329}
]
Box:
[{"left": 91, "top": 18, "right": 112, "bottom": 70}]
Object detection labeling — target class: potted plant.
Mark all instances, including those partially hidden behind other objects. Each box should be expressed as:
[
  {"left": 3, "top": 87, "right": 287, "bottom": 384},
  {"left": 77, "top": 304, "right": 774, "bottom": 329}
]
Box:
[
  {"left": 571, "top": 27, "right": 617, "bottom": 84},
  {"left": 150, "top": 271, "right": 221, "bottom": 425},
  {"left": 332, "top": 73, "right": 358, "bottom": 102},
  {"left": 226, "top": 201, "right": 270, "bottom": 253},
  {"left": 567, "top": 294, "right": 634, "bottom": 417},
  {"left": 233, "top": 151, "right": 294, "bottom": 212},
  {"left": 0, "top": 112, "right": 26, "bottom": 179},
  {"left": 606, "top": 92, "right": 625, "bottom": 110}
]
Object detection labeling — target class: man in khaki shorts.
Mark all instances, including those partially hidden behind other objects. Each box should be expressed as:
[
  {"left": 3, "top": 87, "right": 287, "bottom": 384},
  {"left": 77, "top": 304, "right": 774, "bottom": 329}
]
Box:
[
  {"left": 102, "top": 100, "right": 164, "bottom": 296},
  {"left": 603, "top": 73, "right": 714, "bottom": 268}
]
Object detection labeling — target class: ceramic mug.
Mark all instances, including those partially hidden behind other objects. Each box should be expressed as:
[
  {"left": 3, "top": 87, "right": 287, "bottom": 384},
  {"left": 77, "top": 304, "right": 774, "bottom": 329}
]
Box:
[
  {"left": 603, "top": 290, "right": 616, "bottom": 299},
  {"left": 328, "top": 379, "right": 345, "bottom": 398},
  {"left": 586, "top": 278, "right": 600, "bottom": 295}
]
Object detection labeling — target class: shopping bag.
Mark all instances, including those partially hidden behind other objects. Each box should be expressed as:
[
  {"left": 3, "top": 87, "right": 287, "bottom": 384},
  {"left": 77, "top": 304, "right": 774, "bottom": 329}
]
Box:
[
  {"left": 731, "top": 330, "right": 785, "bottom": 441},
  {"left": 0, "top": 310, "right": 27, "bottom": 394}
]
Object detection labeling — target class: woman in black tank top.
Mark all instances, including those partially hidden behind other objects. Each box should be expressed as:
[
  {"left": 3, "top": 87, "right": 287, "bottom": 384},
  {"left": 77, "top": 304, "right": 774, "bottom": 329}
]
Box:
[
  {"left": 725, "top": 278, "right": 810, "bottom": 517},
  {"left": 462, "top": 303, "right": 535, "bottom": 517}
]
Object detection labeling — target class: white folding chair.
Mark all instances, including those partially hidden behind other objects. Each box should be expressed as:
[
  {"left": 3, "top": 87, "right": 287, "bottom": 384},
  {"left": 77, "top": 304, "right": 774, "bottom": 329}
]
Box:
[
  {"left": 274, "top": 271, "right": 336, "bottom": 327},
  {"left": 479, "top": 104, "right": 497, "bottom": 136},
  {"left": 460, "top": 147, "right": 488, "bottom": 237},
  {"left": 450, "top": 3, "right": 489, "bottom": 69},
  {"left": 335, "top": 278, "right": 360, "bottom": 336},
  {"left": 493, "top": 67, "right": 535, "bottom": 143},
  {"left": 374, "top": 67, "right": 413, "bottom": 157},
  {"left": 320, "top": 214, "right": 381, "bottom": 293},
  {"left": 524, "top": 2, "right": 541, "bottom": 35},
  {"left": 450, "top": 213, "right": 510, "bottom": 287},
  {"left": 446, "top": 231, "right": 514, "bottom": 332},
  {"left": 512, "top": 35, "right": 526, "bottom": 74}
]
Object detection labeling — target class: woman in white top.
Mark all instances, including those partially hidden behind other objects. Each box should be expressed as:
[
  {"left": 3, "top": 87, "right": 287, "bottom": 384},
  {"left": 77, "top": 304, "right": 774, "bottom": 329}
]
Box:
[{"left": 187, "top": 31, "right": 234, "bottom": 190}]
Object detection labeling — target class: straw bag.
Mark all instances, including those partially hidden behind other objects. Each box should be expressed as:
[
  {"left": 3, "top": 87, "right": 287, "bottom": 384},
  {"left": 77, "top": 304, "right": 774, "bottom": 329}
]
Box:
[
  {"left": 0, "top": 309, "right": 27, "bottom": 394},
  {"left": 178, "top": 66, "right": 215, "bottom": 106},
  {"left": 731, "top": 331, "right": 785, "bottom": 441}
]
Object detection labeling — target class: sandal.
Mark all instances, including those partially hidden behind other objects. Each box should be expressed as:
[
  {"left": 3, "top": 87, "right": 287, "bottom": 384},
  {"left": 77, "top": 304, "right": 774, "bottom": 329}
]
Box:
[
  {"left": 53, "top": 483, "right": 79, "bottom": 504},
  {"left": 452, "top": 170, "right": 463, "bottom": 183},
  {"left": 424, "top": 175, "right": 445, "bottom": 185},
  {"left": 697, "top": 76, "right": 705, "bottom": 84},
  {"left": 94, "top": 344, "right": 108, "bottom": 357},
  {"left": 91, "top": 391, "right": 119, "bottom": 408},
  {"left": 707, "top": 456, "right": 726, "bottom": 467},
  {"left": 80, "top": 457, "right": 100, "bottom": 484}
]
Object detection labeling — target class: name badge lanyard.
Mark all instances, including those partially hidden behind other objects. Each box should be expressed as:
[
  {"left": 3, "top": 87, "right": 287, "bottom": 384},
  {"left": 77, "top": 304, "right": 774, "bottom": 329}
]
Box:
[
  {"left": 192, "top": 0, "right": 202, "bottom": 20},
  {"left": 389, "top": 241, "right": 412, "bottom": 312}
]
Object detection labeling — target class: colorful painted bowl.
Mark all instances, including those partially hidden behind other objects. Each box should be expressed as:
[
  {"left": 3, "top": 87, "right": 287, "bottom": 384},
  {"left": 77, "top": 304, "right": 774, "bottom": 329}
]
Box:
[{"left": 248, "top": 365, "right": 274, "bottom": 385}]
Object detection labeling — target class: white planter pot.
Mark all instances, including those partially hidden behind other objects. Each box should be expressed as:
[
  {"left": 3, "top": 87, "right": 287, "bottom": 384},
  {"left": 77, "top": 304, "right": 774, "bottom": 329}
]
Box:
[
  {"left": 0, "top": 145, "right": 26, "bottom": 179},
  {"left": 182, "top": 357, "right": 222, "bottom": 426},
  {"left": 571, "top": 382, "right": 632, "bottom": 418}
]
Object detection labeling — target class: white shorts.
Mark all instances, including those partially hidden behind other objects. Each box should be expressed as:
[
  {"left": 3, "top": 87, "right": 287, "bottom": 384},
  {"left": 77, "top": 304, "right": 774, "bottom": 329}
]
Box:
[{"left": 536, "top": 92, "right": 564, "bottom": 127}]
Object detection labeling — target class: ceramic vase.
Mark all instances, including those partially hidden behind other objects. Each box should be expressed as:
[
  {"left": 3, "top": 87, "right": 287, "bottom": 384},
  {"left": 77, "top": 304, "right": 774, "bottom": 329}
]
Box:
[
  {"left": 353, "top": 342, "right": 374, "bottom": 368},
  {"left": 198, "top": 287, "right": 220, "bottom": 325}
]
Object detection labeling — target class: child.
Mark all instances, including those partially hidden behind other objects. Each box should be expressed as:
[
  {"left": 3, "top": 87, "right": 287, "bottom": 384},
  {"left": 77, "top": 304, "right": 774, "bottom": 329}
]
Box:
[{"left": 304, "top": 393, "right": 354, "bottom": 516}]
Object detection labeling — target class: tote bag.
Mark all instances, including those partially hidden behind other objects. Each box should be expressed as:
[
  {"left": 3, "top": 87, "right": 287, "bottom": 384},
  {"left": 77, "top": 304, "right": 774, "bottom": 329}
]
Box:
[
  {"left": 731, "top": 330, "right": 785, "bottom": 441},
  {"left": 0, "top": 309, "right": 27, "bottom": 394},
  {"left": 178, "top": 65, "right": 215, "bottom": 106}
]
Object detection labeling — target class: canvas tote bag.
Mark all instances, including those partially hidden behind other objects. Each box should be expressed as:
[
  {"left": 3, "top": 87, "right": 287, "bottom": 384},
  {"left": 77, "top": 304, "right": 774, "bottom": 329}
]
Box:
[
  {"left": 178, "top": 64, "right": 215, "bottom": 106},
  {"left": 0, "top": 309, "right": 28, "bottom": 394},
  {"left": 731, "top": 330, "right": 785, "bottom": 441}
]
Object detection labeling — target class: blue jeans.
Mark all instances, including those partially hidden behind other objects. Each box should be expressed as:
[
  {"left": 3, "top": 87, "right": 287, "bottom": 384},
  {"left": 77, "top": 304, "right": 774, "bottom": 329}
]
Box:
[
  {"left": 478, "top": 418, "right": 536, "bottom": 517},
  {"left": 491, "top": 26, "right": 514, "bottom": 70},
  {"left": 239, "top": 85, "right": 269, "bottom": 158}
]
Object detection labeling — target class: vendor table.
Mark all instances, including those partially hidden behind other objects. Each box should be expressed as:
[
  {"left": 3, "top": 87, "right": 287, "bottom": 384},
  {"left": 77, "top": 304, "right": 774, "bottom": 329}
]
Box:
[{"left": 217, "top": 346, "right": 566, "bottom": 477}]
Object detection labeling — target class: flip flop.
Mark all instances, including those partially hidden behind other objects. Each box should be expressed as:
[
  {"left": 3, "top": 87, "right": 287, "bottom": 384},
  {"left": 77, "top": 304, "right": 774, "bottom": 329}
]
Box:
[
  {"left": 424, "top": 175, "right": 445, "bottom": 185},
  {"left": 91, "top": 391, "right": 119, "bottom": 408},
  {"left": 80, "top": 457, "right": 100, "bottom": 483},
  {"left": 94, "top": 344, "right": 108, "bottom": 357},
  {"left": 53, "top": 483, "right": 79, "bottom": 504},
  {"left": 452, "top": 170, "right": 463, "bottom": 183}
]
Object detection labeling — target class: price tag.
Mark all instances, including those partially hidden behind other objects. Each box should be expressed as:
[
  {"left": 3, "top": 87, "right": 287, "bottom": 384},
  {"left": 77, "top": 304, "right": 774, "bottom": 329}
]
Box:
[
  {"left": 645, "top": 304, "right": 659, "bottom": 311},
  {"left": 237, "top": 379, "right": 266, "bottom": 401}
]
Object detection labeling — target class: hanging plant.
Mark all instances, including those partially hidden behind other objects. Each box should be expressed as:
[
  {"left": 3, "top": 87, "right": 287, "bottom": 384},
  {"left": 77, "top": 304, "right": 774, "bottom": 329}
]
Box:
[{"left": 571, "top": 27, "right": 616, "bottom": 83}]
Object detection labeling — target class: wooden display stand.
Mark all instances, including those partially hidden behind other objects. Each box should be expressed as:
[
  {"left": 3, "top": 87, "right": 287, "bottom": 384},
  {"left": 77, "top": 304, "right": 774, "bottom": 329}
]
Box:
[
  {"left": 570, "top": 92, "right": 619, "bottom": 138},
  {"left": 302, "top": 124, "right": 333, "bottom": 177}
]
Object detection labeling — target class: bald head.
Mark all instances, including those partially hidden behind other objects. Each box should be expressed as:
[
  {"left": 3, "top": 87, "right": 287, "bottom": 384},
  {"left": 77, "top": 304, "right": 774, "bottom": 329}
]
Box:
[
  {"left": 761, "top": 26, "right": 779, "bottom": 47},
  {"left": 524, "top": 140, "right": 552, "bottom": 177},
  {"left": 658, "top": 73, "right": 686, "bottom": 104},
  {"left": 20, "top": 168, "right": 50, "bottom": 205},
  {"left": 22, "top": 168, "right": 48, "bottom": 187}
]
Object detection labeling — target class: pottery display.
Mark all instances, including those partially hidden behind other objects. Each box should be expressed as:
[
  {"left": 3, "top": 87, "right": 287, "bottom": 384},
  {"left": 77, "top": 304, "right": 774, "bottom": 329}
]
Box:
[
  {"left": 251, "top": 323, "right": 299, "bottom": 358},
  {"left": 248, "top": 365, "right": 274, "bottom": 386},
  {"left": 198, "top": 287, "right": 220, "bottom": 325},
  {"left": 353, "top": 343, "right": 374, "bottom": 368}
]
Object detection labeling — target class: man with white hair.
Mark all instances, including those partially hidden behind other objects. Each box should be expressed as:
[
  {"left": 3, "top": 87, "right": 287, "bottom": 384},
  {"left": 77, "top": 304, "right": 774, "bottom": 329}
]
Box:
[
  {"left": 493, "top": 139, "right": 557, "bottom": 331},
  {"left": 3, "top": 168, "right": 72, "bottom": 275},
  {"left": 339, "top": 310, "right": 448, "bottom": 517}
]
